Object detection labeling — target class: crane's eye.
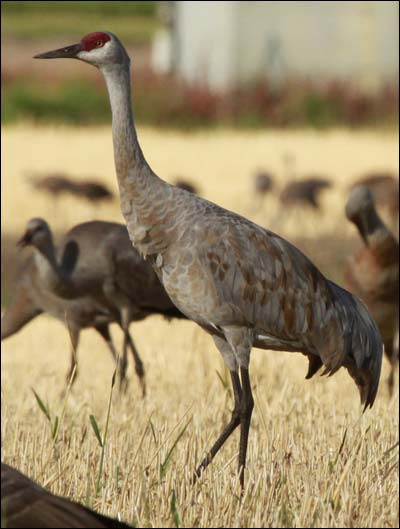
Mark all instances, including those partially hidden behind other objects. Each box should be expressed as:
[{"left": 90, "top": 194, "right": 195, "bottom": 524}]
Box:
[{"left": 96, "top": 40, "right": 103, "bottom": 47}]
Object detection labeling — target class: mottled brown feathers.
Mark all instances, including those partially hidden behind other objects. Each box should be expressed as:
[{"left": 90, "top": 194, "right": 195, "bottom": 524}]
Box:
[
  {"left": 1, "top": 463, "right": 131, "bottom": 528},
  {"left": 345, "top": 186, "right": 399, "bottom": 395}
]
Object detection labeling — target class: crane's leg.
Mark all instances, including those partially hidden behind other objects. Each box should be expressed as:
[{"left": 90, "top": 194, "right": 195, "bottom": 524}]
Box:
[
  {"left": 386, "top": 346, "right": 397, "bottom": 398},
  {"left": 388, "top": 323, "right": 399, "bottom": 397},
  {"left": 388, "top": 367, "right": 395, "bottom": 397},
  {"left": 125, "top": 331, "right": 146, "bottom": 398},
  {"left": 193, "top": 331, "right": 254, "bottom": 490},
  {"left": 193, "top": 369, "right": 242, "bottom": 482},
  {"left": 119, "top": 330, "right": 146, "bottom": 398},
  {"left": 222, "top": 326, "right": 254, "bottom": 490},
  {"left": 65, "top": 326, "right": 79, "bottom": 388},
  {"left": 113, "top": 305, "right": 132, "bottom": 394},
  {"left": 201, "top": 327, "right": 253, "bottom": 491},
  {"left": 238, "top": 366, "right": 254, "bottom": 490},
  {"left": 119, "top": 328, "right": 129, "bottom": 393},
  {"left": 94, "top": 323, "right": 119, "bottom": 364}
]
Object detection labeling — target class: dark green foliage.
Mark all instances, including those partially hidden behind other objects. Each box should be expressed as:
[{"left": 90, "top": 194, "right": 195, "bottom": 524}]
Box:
[
  {"left": 2, "top": 81, "right": 111, "bottom": 124},
  {"left": 2, "top": 1, "right": 156, "bottom": 17},
  {"left": 2, "top": 2, "right": 159, "bottom": 43},
  {"left": 2, "top": 75, "right": 398, "bottom": 129}
]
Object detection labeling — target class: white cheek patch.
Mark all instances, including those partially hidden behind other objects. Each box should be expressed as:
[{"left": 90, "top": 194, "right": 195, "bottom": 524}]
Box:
[
  {"left": 78, "top": 40, "right": 111, "bottom": 62},
  {"left": 77, "top": 50, "right": 92, "bottom": 61}
]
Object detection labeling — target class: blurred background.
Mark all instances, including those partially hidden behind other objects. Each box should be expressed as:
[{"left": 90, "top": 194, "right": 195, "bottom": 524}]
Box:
[
  {"left": 2, "top": 0, "right": 399, "bottom": 305},
  {"left": 2, "top": 1, "right": 399, "bottom": 127}
]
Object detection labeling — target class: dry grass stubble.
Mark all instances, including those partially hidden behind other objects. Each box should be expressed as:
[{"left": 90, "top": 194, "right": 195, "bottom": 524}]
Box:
[
  {"left": 1, "top": 125, "right": 399, "bottom": 527},
  {"left": 1, "top": 316, "right": 398, "bottom": 527}
]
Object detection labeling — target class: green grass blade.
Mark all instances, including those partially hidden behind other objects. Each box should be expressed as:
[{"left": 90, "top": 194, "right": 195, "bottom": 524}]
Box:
[
  {"left": 160, "top": 418, "right": 191, "bottom": 479},
  {"left": 95, "top": 356, "right": 119, "bottom": 495},
  {"left": 215, "top": 367, "right": 232, "bottom": 397},
  {"left": 51, "top": 363, "right": 76, "bottom": 446},
  {"left": 31, "top": 388, "right": 51, "bottom": 422},
  {"left": 170, "top": 489, "right": 180, "bottom": 528},
  {"left": 89, "top": 414, "right": 103, "bottom": 447},
  {"left": 52, "top": 416, "right": 59, "bottom": 441}
]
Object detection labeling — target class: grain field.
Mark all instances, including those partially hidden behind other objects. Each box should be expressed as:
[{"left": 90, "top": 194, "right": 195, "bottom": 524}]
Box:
[{"left": 1, "top": 125, "right": 399, "bottom": 528}]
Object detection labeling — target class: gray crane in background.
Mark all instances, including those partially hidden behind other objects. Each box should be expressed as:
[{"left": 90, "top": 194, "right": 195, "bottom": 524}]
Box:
[{"left": 345, "top": 185, "right": 399, "bottom": 395}]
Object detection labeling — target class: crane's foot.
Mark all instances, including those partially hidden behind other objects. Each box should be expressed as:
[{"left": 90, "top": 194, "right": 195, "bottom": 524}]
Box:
[{"left": 191, "top": 453, "right": 211, "bottom": 485}]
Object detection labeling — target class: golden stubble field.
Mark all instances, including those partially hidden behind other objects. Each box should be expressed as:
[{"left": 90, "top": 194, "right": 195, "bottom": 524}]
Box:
[{"left": 1, "top": 124, "right": 399, "bottom": 527}]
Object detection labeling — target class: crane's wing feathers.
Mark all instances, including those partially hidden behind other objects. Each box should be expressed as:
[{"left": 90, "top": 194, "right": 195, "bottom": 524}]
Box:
[
  {"left": 1, "top": 463, "right": 131, "bottom": 528},
  {"left": 193, "top": 209, "right": 382, "bottom": 407}
]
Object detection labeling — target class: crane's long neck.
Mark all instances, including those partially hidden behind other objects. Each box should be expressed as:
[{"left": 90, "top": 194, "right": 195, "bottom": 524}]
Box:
[
  {"left": 33, "top": 238, "right": 77, "bottom": 299},
  {"left": 101, "top": 63, "right": 172, "bottom": 257},
  {"left": 356, "top": 208, "right": 398, "bottom": 265},
  {"left": 102, "top": 64, "right": 148, "bottom": 181}
]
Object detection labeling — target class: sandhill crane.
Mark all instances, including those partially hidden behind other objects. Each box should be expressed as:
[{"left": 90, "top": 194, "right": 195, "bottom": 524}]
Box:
[
  {"left": 35, "top": 32, "right": 383, "bottom": 490},
  {"left": 252, "top": 170, "right": 275, "bottom": 213},
  {"left": 350, "top": 172, "right": 399, "bottom": 236},
  {"left": 75, "top": 179, "right": 114, "bottom": 202},
  {"left": 270, "top": 175, "right": 332, "bottom": 232},
  {"left": 2, "top": 254, "right": 129, "bottom": 389},
  {"left": 29, "top": 173, "right": 114, "bottom": 203},
  {"left": 279, "top": 177, "right": 332, "bottom": 210},
  {"left": 345, "top": 185, "right": 399, "bottom": 395},
  {"left": 14, "top": 218, "right": 187, "bottom": 396},
  {"left": 1, "top": 462, "right": 131, "bottom": 528},
  {"left": 277, "top": 151, "right": 330, "bottom": 210},
  {"left": 29, "top": 173, "right": 76, "bottom": 196},
  {"left": 174, "top": 178, "right": 198, "bottom": 194}
]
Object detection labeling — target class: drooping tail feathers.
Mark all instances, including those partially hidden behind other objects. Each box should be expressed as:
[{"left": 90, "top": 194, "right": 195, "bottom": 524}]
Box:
[{"left": 328, "top": 281, "right": 383, "bottom": 410}]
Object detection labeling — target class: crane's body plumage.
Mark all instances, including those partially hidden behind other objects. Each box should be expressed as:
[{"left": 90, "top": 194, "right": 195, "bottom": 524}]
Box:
[
  {"left": 34, "top": 31, "right": 383, "bottom": 488},
  {"left": 344, "top": 185, "right": 398, "bottom": 394},
  {"left": 1, "top": 253, "right": 121, "bottom": 389},
  {"left": 119, "top": 178, "right": 381, "bottom": 405},
  {"left": 9, "top": 219, "right": 187, "bottom": 394},
  {"left": 1, "top": 463, "right": 131, "bottom": 528},
  {"left": 2, "top": 254, "right": 111, "bottom": 335}
]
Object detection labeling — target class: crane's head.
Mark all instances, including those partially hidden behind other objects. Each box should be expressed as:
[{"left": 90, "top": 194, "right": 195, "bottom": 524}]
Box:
[
  {"left": 345, "top": 185, "right": 374, "bottom": 221},
  {"left": 17, "top": 218, "right": 52, "bottom": 251},
  {"left": 34, "top": 31, "right": 129, "bottom": 69},
  {"left": 345, "top": 185, "right": 379, "bottom": 246}
]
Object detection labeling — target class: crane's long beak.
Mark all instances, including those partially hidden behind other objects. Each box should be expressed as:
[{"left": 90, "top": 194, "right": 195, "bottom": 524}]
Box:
[
  {"left": 34, "top": 43, "right": 81, "bottom": 59},
  {"left": 16, "top": 232, "right": 31, "bottom": 248}
]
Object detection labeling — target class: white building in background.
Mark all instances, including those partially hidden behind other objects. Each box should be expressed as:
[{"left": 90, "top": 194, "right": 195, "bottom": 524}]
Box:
[{"left": 152, "top": 1, "right": 399, "bottom": 93}]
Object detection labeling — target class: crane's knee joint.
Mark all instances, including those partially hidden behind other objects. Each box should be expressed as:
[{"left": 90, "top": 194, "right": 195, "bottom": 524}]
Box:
[
  {"left": 240, "top": 394, "right": 254, "bottom": 418},
  {"left": 135, "top": 361, "right": 145, "bottom": 377}
]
